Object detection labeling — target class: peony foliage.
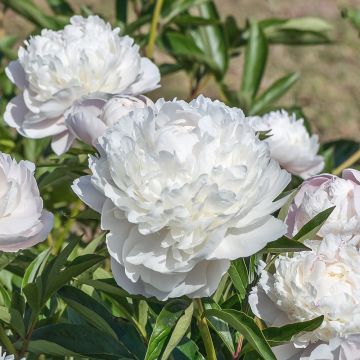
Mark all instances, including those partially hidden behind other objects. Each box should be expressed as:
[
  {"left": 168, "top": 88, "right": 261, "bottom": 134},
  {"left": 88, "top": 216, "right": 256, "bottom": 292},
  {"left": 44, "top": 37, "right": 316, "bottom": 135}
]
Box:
[{"left": 0, "top": 1, "right": 358, "bottom": 360}]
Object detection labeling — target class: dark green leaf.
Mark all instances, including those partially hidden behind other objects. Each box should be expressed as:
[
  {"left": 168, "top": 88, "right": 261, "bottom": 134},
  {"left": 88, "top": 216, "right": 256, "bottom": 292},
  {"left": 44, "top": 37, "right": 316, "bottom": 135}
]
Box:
[
  {"left": 259, "top": 236, "right": 311, "bottom": 254},
  {"left": 42, "top": 254, "right": 104, "bottom": 301},
  {"left": 116, "top": 0, "right": 127, "bottom": 23},
  {"left": 30, "top": 324, "right": 133, "bottom": 359},
  {"left": 46, "top": 0, "right": 73, "bottom": 15},
  {"left": 241, "top": 20, "right": 268, "bottom": 105},
  {"left": 58, "top": 286, "right": 117, "bottom": 339},
  {"left": 263, "top": 316, "right": 324, "bottom": 346},
  {"left": 172, "top": 338, "right": 205, "bottom": 360},
  {"left": 145, "top": 299, "right": 190, "bottom": 360},
  {"left": 228, "top": 258, "right": 248, "bottom": 301},
  {"left": 206, "top": 308, "right": 276, "bottom": 360},
  {"left": 293, "top": 207, "right": 335, "bottom": 242}
]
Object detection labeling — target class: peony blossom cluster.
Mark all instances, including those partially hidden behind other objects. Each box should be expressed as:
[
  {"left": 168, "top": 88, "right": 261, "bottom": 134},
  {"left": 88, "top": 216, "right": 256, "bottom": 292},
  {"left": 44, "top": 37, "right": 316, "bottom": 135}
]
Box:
[
  {"left": 3, "top": 12, "right": 360, "bottom": 360},
  {"left": 73, "top": 95, "right": 291, "bottom": 300},
  {"left": 248, "top": 110, "right": 324, "bottom": 179},
  {"left": 286, "top": 169, "right": 360, "bottom": 244},
  {"left": 250, "top": 169, "right": 360, "bottom": 359},
  {"left": 250, "top": 236, "right": 360, "bottom": 359},
  {"left": 4, "top": 15, "right": 160, "bottom": 154},
  {"left": 0, "top": 152, "right": 53, "bottom": 252}
]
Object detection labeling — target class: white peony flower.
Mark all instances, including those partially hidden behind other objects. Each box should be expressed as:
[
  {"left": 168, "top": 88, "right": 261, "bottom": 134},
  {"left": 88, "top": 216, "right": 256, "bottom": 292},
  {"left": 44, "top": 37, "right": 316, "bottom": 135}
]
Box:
[
  {"left": 73, "top": 95, "right": 290, "bottom": 300},
  {"left": 248, "top": 110, "right": 324, "bottom": 179},
  {"left": 249, "top": 236, "right": 360, "bottom": 360},
  {"left": 286, "top": 169, "right": 360, "bottom": 244},
  {"left": 66, "top": 95, "right": 154, "bottom": 146},
  {"left": 0, "top": 152, "right": 53, "bottom": 252},
  {"left": 4, "top": 15, "right": 160, "bottom": 155}
]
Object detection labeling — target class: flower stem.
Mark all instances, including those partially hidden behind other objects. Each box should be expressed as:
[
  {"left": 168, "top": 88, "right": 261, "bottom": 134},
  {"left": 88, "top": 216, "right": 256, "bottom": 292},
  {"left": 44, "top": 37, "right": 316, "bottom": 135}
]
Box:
[
  {"left": 0, "top": 324, "right": 16, "bottom": 357},
  {"left": 146, "top": 0, "right": 164, "bottom": 58},
  {"left": 333, "top": 148, "right": 360, "bottom": 176},
  {"left": 194, "top": 299, "right": 217, "bottom": 360}
]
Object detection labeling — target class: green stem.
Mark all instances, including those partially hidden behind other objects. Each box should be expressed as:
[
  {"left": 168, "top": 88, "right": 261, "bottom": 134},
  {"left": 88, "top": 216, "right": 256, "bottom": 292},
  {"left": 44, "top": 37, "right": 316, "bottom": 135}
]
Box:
[
  {"left": 0, "top": 324, "right": 16, "bottom": 357},
  {"left": 146, "top": 0, "right": 164, "bottom": 58},
  {"left": 194, "top": 299, "right": 217, "bottom": 360},
  {"left": 333, "top": 148, "right": 360, "bottom": 176}
]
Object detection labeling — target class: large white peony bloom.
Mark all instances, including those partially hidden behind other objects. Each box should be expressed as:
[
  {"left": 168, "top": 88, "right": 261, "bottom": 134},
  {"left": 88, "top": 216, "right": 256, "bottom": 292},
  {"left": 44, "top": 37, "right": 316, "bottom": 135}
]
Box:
[
  {"left": 248, "top": 110, "right": 324, "bottom": 179},
  {"left": 73, "top": 95, "right": 290, "bottom": 300},
  {"left": 249, "top": 236, "right": 360, "bottom": 360},
  {"left": 4, "top": 15, "right": 160, "bottom": 155},
  {"left": 66, "top": 95, "right": 154, "bottom": 147},
  {"left": 0, "top": 152, "right": 53, "bottom": 252},
  {"left": 286, "top": 169, "right": 360, "bottom": 244}
]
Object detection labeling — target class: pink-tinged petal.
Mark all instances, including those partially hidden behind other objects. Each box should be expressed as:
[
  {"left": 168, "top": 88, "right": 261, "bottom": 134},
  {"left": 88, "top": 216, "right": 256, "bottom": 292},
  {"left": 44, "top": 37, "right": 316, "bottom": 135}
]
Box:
[
  {"left": 5, "top": 60, "right": 27, "bottom": 89},
  {"left": 249, "top": 276, "right": 289, "bottom": 327},
  {"left": 0, "top": 210, "right": 53, "bottom": 252},
  {"left": 127, "top": 58, "right": 160, "bottom": 95},
  {"left": 72, "top": 176, "right": 106, "bottom": 213},
  {"left": 51, "top": 130, "right": 75, "bottom": 155},
  {"left": 4, "top": 95, "right": 27, "bottom": 131},
  {"left": 66, "top": 106, "right": 106, "bottom": 146},
  {"left": 342, "top": 168, "right": 360, "bottom": 184}
]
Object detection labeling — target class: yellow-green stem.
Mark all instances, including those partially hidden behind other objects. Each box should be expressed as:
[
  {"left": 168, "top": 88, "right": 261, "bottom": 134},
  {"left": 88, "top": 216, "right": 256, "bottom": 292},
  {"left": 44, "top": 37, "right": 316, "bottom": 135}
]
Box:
[
  {"left": 146, "top": 0, "right": 164, "bottom": 58},
  {"left": 333, "top": 148, "right": 360, "bottom": 176},
  {"left": 194, "top": 299, "right": 217, "bottom": 360},
  {"left": 0, "top": 324, "right": 16, "bottom": 357}
]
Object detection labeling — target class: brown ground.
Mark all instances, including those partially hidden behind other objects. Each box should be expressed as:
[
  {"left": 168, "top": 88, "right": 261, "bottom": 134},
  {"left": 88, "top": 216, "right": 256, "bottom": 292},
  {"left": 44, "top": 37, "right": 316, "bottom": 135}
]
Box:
[{"left": 1, "top": 0, "right": 360, "bottom": 142}]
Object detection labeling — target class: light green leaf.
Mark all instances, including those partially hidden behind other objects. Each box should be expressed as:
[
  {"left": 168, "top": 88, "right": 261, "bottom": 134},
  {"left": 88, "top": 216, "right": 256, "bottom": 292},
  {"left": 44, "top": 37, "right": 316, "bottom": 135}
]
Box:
[
  {"left": 250, "top": 72, "right": 299, "bottom": 115},
  {"left": 240, "top": 20, "right": 268, "bottom": 105},
  {"left": 145, "top": 299, "right": 190, "bottom": 360},
  {"left": 161, "top": 302, "right": 194, "bottom": 360}
]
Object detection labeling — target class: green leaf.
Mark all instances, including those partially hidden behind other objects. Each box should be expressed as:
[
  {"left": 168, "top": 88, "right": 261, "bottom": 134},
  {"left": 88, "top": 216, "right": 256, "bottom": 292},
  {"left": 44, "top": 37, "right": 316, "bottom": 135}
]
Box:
[
  {"left": 0, "top": 306, "right": 10, "bottom": 324},
  {"left": 240, "top": 20, "right": 268, "bottom": 104},
  {"left": 342, "top": 8, "right": 360, "bottom": 33},
  {"left": 145, "top": 299, "right": 190, "bottom": 360},
  {"left": 161, "top": 32, "right": 216, "bottom": 70},
  {"left": 204, "top": 301, "right": 235, "bottom": 354},
  {"left": 42, "top": 254, "right": 104, "bottom": 302},
  {"left": 161, "top": 0, "right": 209, "bottom": 25},
  {"left": 228, "top": 258, "right": 248, "bottom": 301},
  {"left": 46, "top": 0, "right": 73, "bottom": 15},
  {"left": 268, "top": 17, "right": 332, "bottom": 32},
  {"left": 161, "top": 302, "right": 194, "bottom": 360},
  {"left": 0, "top": 252, "right": 18, "bottom": 271},
  {"left": 277, "top": 189, "right": 298, "bottom": 222},
  {"left": 250, "top": 72, "right": 299, "bottom": 115},
  {"left": 81, "top": 278, "right": 130, "bottom": 298},
  {"left": 58, "top": 286, "right": 118, "bottom": 339},
  {"left": 30, "top": 324, "right": 133, "bottom": 359},
  {"left": 22, "top": 248, "right": 51, "bottom": 289},
  {"left": 293, "top": 206, "right": 335, "bottom": 242},
  {"left": 116, "top": 0, "right": 127, "bottom": 23},
  {"left": 2, "top": 0, "right": 67, "bottom": 29},
  {"left": 259, "top": 236, "right": 311, "bottom": 254},
  {"left": 193, "top": 1, "right": 229, "bottom": 78},
  {"left": 263, "top": 316, "right": 324, "bottom": 346},
  {"left": 206, "top": 308, "right": 276, "bottom": 360},
  {"left": 172, "top": 338, "right": 205, "bottom": 360}
]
